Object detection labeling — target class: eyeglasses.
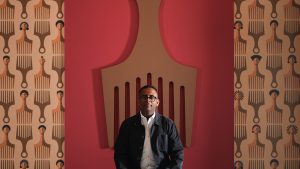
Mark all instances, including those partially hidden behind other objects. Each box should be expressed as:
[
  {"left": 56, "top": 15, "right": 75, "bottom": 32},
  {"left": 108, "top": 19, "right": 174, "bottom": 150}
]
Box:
[{"left": 139, "top": 95, "right": 157, "bottom": 101}]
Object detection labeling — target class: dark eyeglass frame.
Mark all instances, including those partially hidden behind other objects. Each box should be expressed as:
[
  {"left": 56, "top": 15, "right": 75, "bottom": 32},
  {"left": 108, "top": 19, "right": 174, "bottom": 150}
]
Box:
[{"left": 139, "top": 95, "right": 158, "bottom": 101}]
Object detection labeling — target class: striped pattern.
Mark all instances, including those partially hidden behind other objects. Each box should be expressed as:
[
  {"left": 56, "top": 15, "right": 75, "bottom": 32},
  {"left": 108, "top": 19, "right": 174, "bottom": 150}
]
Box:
[
  {"left": 34, "top": 144, "right": 50, "bottom": 159},
  {"left": 0, "top": 145, "right": 14, "bottom": 159},
  {"left": 249, "top": 143, "right": 265, "bottom": 158},
  {"left": 17, "top": 40, "right": 32, "bottom": 54},
  {"left": 34, "top": 160, "right": 50, "bottom": 169},
  {"left": 234, "top": 0, "right": 300, "bottom": 168},
  {"left": 0, "top": 160, "right": 14, "bottom": 169},
  {"left": 53, "top": 110, "right": 64, "bottom": 124},
  {"left": 0, "top": 75, "right": 14, "bottom": 89},
  {"left": 52, "top": 41, "right": 64, "bottom": 54},
  {"left": 34, "top": 0, "right": 50, "bottom": 20},
  {"left": 0, "top": 0, "right": 64, "bottom": 167},
  {"left": 0, "top": 1, "right": 14, "bottom": 20}
]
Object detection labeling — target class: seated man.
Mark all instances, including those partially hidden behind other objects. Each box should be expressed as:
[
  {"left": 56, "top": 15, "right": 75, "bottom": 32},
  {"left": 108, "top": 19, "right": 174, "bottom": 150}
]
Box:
[{"left": 114, "top": 85, "right": 184, "bottom": 169}]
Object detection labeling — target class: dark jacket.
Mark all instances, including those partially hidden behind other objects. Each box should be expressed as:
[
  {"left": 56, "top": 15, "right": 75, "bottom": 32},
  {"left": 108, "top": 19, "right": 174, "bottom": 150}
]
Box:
[{"left": 114, "top": 113, "right": 184, "bottom": 169}]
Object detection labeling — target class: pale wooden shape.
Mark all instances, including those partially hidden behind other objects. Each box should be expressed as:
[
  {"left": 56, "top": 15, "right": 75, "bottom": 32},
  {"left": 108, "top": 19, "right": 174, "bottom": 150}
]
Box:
[{"left": 102, "top": 0, "right": 197, "bottom": 148}]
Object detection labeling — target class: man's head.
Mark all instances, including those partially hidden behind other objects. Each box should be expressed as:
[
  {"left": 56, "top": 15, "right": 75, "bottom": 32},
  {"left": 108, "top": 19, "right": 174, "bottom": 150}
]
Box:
[
  {"left": 234, "top": 161, "right": 243, "bottom": 169},
  {"left": 3, "top": 55, "right": 10, "bottom": 65},
  {"left": 20, "top": 159, "right": 29, "bottom": 168},
  {"left": 20, "top": 22, "right": 29, "bottom": 30},
  {"left": 20, "top": 90, "right": 29, "bottom": 98},
  {"left": 138, "top": 85, "right": 160, "bottom": 118},
  {"left": 56, "top": 20, "right": 64, "bottom": 30},
  {"left": 56, "top": 160, "right": 64, "bottom": 168},
  {"left": 251, "top": 55, "right": 262, "bottom": 65},
  {"left": 57, "top": 90, "right": 64, "bottom": 99},
  {"left": 287, "top": 125, "right": 297, "bottom": 135},
  {"left": 269, "top": 89, "right": 279, "bottom": 98},
  {"left": 38, "top": 125, "right": 46, "bottom": 134},
  {"left": 252, "top": 125, "right": 261, "bottom": 134},
  {"left": 234, "top": 21, "right": 243, "bottom": 30},
  {"left": 270, "top": 20, "right": 278, "bottom": 29},
  {"left": 2, "top": 125, "right": 11, "bottom": 134},
  {"left": 288, "top": 55, "right": 297, "bottom": 64},
  {"left": 270, "top": 159, "right": 279, "bottom": 169}
]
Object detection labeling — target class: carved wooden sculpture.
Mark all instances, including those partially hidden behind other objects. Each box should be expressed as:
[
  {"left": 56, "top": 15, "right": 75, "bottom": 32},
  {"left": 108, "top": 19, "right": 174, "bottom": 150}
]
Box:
[
  {"left": 102, "top": 0, "right": 197, "bottom": 148},
  {"left": 0, "top": 91, "right": 14, "bottom": 123},
  {"left": 284, "top": 125, "right": 300, "bottom": 169},
  {"left": 284, "top": 0, "right": 300, "bottom": 53},
  {"left": 284, "top": 55, "right": 300, "bottom": 122},
  {"left": 248, "top": 125, "right": 265, "bottom": 169},
  {"left": 266, "top": 90, "right": 283, "bottom": 158},
  {"left": 34, "top": 56, "right": 51, "bottom": 123},
  {"left": 248, "top": 0, "right": 265, "bottom": 54},
  {"left": 234, "top": 21, "right": 247, "bottom": 89},
  {"left": 34, "top": 0, "right": 50, "bottom": 53},
  {"left": 0, "top": 0, "right": 15, "bottom": 54},
  {"left": 52, "top": 91, "right": 65, "bottom": 158},
  {"left": 234, "top": 0, "right": 246, "bottom": 19},
  {"left": 16, "top": 0, "right": 31, "bottom": 19},
  {"left": 234, "top": 91, "right": 247, "bottom": 158},
  {"left": 0, "top": 56, "right": 14, "bottom": 89},
  {"left": 0, "top": 125, "right": 15, "bottom": 169},
  {"left": 52, "top": 21, "right": 65, "bottom": 88},
  {"left": 268, "top": 0, "right": 281, "bottom": 18},
  {"left": 248, "top": 55, "right": 265, "bottom": 123},
  {"left": 16, "top": 22, "right": 33, "bottom": 88},
  {"left": 266, "top": 20, "right": 282, "bottom": 88},
  {"left": 16, "top": 90, "right": 33, "bottom": 158},
  {"left": 34, "top": 126, "right": 50, "bottom": 169},
  {"left": 52, "top": 0, "right": 64, "bottom": 19}
]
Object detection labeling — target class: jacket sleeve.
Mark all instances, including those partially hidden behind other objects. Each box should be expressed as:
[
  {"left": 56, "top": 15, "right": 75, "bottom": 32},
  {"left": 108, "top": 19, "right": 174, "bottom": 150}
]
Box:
[
  {"left": 166, "top": 122, "right": 184, "bottom": 169},
  {"left": 114, "top": 121, "right": 130, "bottom": 169}
]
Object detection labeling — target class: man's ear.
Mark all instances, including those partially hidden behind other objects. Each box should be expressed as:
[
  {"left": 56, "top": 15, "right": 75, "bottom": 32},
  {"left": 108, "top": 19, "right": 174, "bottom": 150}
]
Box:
[{"left": 156, "top": 99, "right": 160, "bottom": 106}]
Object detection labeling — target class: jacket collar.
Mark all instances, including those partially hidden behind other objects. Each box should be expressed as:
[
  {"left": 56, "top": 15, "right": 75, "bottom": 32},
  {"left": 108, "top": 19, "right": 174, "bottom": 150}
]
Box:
[{"left": 153, "top": 112, "right": 162, "bottom": 126}]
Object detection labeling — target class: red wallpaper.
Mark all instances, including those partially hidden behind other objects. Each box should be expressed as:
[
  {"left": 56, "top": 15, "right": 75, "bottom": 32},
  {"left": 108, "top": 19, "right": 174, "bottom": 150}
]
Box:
[{"left": 65, "top": 0, "right": 233, "bottom": 168}]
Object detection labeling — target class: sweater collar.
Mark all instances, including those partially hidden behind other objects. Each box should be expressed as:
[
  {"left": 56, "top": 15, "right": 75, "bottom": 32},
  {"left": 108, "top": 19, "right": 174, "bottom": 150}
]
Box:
[{"left": 134, "top": 112, "right": 161, "bottom": 126}]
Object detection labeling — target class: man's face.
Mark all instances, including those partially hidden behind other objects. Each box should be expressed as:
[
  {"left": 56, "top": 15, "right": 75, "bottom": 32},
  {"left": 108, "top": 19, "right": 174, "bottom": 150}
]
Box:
[
  {"left": 289, "top": 57, "right": 295, "bottom": 64},
  {"left": 3, "top": 127, "right": 10, "bottom": 134},
  {"left": 253, "top": 58, "right": 260, "bottom": 65},
  {"left": 21, "top": 162, "right": 28, "bottom": 168},
  {"left": 57, "top": 162, "right": 64, "bottom": 168},
  {"left": 40, "top": 57, "right": 45, "bottom": 65},
  {"left": 235, "top": 92, "right": 242, "bottom": 100},
  {"left": 252, "top": 126, "right": 261, "bottom": 134},
  {"left": 270, "top": 162, "right": 278, "bottom": 169},
  {"left": 288, "top": 126, "right": 296, "bottom": 134},
  {"left": 21, "top": 23, "right": 28, "bottom": 30},
  {"left": 271, "top": 92, "right": 278, "bottom": 99},
  {"left": 235, "top": 23, "right": 242, "bottom": 30},
  {"left": 57, "top": 23, "right": 64, "bottom": 31},
  {"left": 57, "top": 92, "right": 63, "bottom": 99},
  {"left": 21, "top": 92, "right": 28, "bottom": 99},
  {"left": 235, "top": 161, "right": 242, "bottom": 169},
  {"left": 139, "top": 88, "right": 159, "bottom": 117},
  {"left": 39, "top": 127, "right": 46, "bottom": 134},
  {"left": 271, "top": 22, "right": 278, "bottom": 30},
  {"left": 3, "top": 58, "right": 10, "bottom": 65}
]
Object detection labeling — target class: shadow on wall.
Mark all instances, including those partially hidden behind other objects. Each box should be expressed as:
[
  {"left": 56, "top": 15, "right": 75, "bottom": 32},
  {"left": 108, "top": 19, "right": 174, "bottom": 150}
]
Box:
[{"left": 92, "top": 0, "right": 139, "bottom": 149}]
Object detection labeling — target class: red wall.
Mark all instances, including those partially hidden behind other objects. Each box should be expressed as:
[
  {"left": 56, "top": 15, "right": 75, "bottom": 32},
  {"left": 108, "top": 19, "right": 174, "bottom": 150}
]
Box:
[{"left": 66, "top": 0, "right": 233, "bottom": 168}]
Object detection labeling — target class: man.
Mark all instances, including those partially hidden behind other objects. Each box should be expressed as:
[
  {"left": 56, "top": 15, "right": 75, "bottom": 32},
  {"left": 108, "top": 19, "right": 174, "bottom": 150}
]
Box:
[{"left": 114, "top": 85, "right": 184, "bottom": 169}]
